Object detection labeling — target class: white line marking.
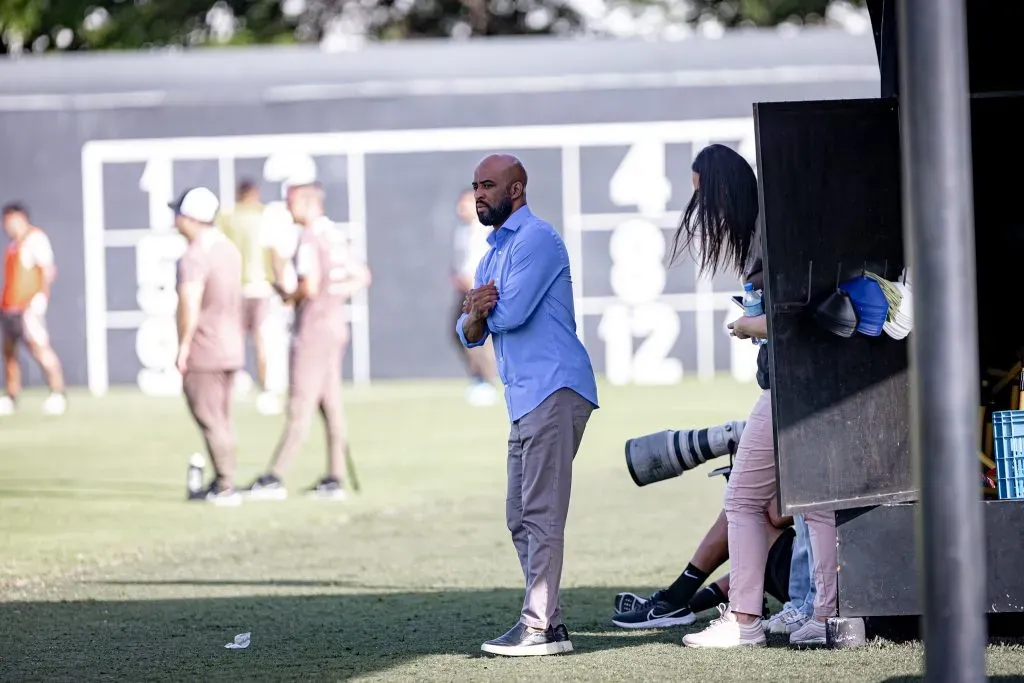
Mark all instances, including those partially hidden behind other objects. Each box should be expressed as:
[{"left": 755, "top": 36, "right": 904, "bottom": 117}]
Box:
[
  {"left": 0, "top": 90, "right": 167, "bottom": 111},
  {"left": 218, "top": 157, "right": 236, "bottom": 212},
  {"left": 81, "top": 118, "right": 756, "bottom": 161},
  {"left": 346, "top": 152, "right": 371, "bottom": 386},
  {"left": 561, "top": 145, "right": 585, "bottom": 343},
  {"left": 580, "top": 212, "right": 682, "bottom": 230},
  {"left": 82, "top": 146, "right": 109, "bottom": 396},
  {"left": 262, "top": 65, "right": 879, "bottom": 102},
  {"left": 577, "top": 292, "right": 738, "bottom": 315}
]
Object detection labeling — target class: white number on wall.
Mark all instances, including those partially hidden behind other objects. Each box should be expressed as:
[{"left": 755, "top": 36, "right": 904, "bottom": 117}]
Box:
[
  {"left": 632, "top": 303, "right": 683, "bottom": 384},
  {"left": 608, "top": 218, "right": 666, "bottom": 306},
  {"left": 600, "top": 207, "right": 682, "bottom": 385},
  {"left": 597, "top": 303, "right": 683, "bottom": 386},
  {"left": 609, "top": 141, "right": 672, "bottom": 217},
  {"left": 135, "top": 160, "right": 186, "bottom": 397},
  {"left": 139, "top": 157, "right": 174, "bottom": 232}
]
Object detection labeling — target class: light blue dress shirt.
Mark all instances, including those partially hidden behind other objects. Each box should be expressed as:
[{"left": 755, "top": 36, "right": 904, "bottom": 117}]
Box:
[{"left": 457, "top": 205, "right": 599, "bottom": 422}]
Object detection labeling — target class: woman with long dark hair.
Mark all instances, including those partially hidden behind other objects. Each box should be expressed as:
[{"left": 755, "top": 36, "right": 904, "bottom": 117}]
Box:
[{"left": 675, "top": 144, "right": 837, "bottom": 648}]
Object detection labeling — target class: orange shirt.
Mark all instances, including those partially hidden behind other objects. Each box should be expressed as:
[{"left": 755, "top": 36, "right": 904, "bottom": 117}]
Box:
[{"left": 2, "top": 228, "right": 53, "bottom": 313}]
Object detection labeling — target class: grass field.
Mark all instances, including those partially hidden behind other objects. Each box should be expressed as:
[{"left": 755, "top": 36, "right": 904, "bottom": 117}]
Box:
[{"left": 2, "top": 378, "right": 1024, "bottom": 682}]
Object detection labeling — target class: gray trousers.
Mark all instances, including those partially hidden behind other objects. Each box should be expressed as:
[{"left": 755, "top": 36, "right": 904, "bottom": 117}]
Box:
[
  {"left": 269, "top": 337, "right": 348, "bottom": 480},
  {"left": 506, "top": 388, "right": 594, "bottom": 630},
  {"left": 183, "top": 370, "right": 237, "bottom": 490}
]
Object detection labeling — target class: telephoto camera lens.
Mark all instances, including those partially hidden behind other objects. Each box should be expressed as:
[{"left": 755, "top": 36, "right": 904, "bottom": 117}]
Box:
[{"left": 625, "top": 420, "right": 745, "bottom": 487}]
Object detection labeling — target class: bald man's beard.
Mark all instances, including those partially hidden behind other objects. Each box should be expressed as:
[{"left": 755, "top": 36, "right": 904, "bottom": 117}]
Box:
[{"left": 477, "top": 196, "right": 514, "bottom": 227}]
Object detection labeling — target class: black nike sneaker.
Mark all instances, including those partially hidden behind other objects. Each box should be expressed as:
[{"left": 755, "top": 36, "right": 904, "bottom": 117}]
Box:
[
  {"left": 615, "top": 590, "right": 657, "bottom": 614},
  {"left": 612, "top": 595, "right": 696, "bottom": 629}
]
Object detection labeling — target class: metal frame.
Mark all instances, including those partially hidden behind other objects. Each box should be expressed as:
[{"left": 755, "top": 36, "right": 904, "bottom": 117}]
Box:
[{"left": 896, "top": 0, "right": 987, "bottom": 680}]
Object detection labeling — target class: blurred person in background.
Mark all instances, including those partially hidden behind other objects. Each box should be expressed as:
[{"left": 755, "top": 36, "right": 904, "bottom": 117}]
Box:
[
  {"left": 246, "top": 182, "right": 371, "bottom": 501},
  {"left": 450, "top": 189, "right": 498, "bottom": 406},
  {"left": 0, "top": 203, "right": 66, "bottom": 416},
  {"left": 217, "top": 179, "right": 281, "bottom": 415},
  {"left": 172, "top": 187, "right": 245, "bottom": 506}
]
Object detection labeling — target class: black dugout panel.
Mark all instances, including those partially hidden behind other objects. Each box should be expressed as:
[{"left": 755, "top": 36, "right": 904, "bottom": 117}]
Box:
[{"left": 754, "top": 98, "right": 910, "bottom": 515}]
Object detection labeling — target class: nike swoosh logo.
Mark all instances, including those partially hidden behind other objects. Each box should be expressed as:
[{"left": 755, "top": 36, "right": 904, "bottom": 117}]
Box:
[
  {"left": 649, "top": 607, "right": 687, "bottom": 619},
  {"left": 683, "top": 571, "right": 699, "bottom": 579}
]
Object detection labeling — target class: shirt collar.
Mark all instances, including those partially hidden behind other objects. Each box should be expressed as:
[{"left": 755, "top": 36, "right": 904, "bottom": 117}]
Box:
[{"left": 487, "top": 205, "right": 532, "bottom": 246}]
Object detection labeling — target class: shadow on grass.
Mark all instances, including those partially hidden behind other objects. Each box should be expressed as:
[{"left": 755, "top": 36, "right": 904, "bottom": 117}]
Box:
[
  {"left": 0, "top": 587, "right": 683, "bottom": 681},
  {"left": 881, "top": 679, "right": 1024, "bottom": 683},
  {"left": 95, "top": 579, "right": 400, "bottom": 589}
]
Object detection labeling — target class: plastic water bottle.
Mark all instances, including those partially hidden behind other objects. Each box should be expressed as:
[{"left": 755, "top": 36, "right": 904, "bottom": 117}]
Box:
[
  {"left": 187, "top": 452, "right": 206, "bottom": 500},
  {"left": 741, "top": 283, "right": 769, "bottom": 346}
]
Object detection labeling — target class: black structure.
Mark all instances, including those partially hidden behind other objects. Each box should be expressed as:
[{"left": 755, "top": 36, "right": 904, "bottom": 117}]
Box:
[
  {"left": 897, "top": 1, "right": 986, "bottom": 681},
  {"left": 755, "top": 0, "right": 1024, "bottom": 674}
]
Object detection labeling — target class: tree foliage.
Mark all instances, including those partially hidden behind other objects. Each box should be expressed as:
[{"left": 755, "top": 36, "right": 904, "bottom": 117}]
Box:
[
  {"left": 0, "top": 0, "right": 864, "bottom": 54},
  {"left": 686, "top": 0, "right": 865, "bottom": 26}
]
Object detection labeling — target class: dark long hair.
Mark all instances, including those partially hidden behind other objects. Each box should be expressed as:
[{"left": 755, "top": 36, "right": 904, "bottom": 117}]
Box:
[{"left": 669, "top": 144, "right": 759, "bottom": 277}]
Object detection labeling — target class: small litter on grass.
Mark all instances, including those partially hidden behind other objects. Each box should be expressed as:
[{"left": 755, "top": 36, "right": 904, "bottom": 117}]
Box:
[{"left": 225, "top": 632, "right": 251, "bottom": 649}]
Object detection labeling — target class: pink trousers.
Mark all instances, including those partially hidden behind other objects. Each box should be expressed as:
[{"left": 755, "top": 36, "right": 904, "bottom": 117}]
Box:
[{"left": 724, "top": 390, "right": 838, "bottom": 619}]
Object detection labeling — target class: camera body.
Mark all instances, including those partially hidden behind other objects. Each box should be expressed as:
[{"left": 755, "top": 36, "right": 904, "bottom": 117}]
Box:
[{"left": 625, "top": 420, "right": 746, "bottom": 487}]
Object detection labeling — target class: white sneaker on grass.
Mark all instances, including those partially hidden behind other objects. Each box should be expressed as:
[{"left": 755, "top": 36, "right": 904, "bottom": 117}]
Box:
[
  {"left": 255, "top": 391, "right": 282, "bottom": 415},
  {"left": 42, "top": 393, "right": 66, "bottom": 416},
  {"left": 0, "top": 395, "right": 14, "bottom": 416},
  {"left": 682, "top": 605, "right": 767, "bottom": 649},
  {"left": 769, "top": 607, "right": 811, "bottom": 635},
  {"left": 790, "top": 618, "right": 827, "bottom": 646}
]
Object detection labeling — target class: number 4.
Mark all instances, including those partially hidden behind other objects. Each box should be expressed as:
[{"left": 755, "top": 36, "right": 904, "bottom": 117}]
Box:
[{"left": 609, "top": 141, "right": 672, "bottom": 217}]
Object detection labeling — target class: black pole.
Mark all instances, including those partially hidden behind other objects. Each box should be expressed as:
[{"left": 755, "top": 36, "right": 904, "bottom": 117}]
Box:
[{"left": 896, "top": 1, "right": 987, "bottom": 682}]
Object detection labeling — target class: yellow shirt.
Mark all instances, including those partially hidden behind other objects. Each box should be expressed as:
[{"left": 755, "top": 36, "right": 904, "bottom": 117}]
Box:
[{"left": 217, "top": 203, "right": 273, "bottom": 298}]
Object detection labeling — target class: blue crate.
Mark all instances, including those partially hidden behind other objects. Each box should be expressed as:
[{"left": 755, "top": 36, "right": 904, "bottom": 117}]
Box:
[{"left": 994, "top": 410, "right": 1024, "bottom": 500}]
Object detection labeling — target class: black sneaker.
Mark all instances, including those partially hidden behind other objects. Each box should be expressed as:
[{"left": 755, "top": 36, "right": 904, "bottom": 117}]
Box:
[
  {"left": 612, "top": 596, "right": 696, "bottom": 629},
  {"left": 204, "top": 484, "right": 242, "bottom": 507},
  {"left": 306, "top": 476, "right": 347, "bottom": 501},
  {"left": 481, "top": 622, "right": 572, "bottom": 657},
  {"left": 244, "top": 474, "right": 288, "bottom": 501},
  {"left": 614, "top": 589, "right": 666, "bottom": 614}
]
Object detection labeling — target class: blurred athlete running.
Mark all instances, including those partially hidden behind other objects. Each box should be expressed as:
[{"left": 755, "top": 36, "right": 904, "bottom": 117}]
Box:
[
  {"left": 0, "top": 203, "right": 66, "bottom": 416},
  {"left": 245, "top": 182, "right": 371, "bottom": 501}
]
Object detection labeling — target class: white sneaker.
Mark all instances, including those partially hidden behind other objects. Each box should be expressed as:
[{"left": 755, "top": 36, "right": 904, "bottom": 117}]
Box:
[
  {"left": 790, "top": 618, "right": 827, "bottom": 646},
  {"left": 0, "top": 395, "right": 14, "bottom": 416},
  {"left": 681, "top": 605, "right": 767, "bottom": 649},
  {"left": 769, "top": 607, "right": 811, "bottom": 635},
  {"left": 205, "top": 487, "right": 243, "bottom": 508},
  {"left": 466, "top": 382, "right": 497, "bottom": 407},
  {"left": 42, "top": 393, "right": 67, "bottom": 416},
  {"left": 255, "top": 391, "right": 282, "bottom": 415}
]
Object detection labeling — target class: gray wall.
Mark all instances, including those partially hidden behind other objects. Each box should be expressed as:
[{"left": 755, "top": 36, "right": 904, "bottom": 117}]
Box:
[{"left": 0, "top": 31, "right": 880, "bottom": 394}]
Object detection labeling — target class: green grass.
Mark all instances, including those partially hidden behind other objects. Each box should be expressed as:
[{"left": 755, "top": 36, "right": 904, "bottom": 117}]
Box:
[{"left": 2, "top": 378, "right": 1024, "bottom": 682}]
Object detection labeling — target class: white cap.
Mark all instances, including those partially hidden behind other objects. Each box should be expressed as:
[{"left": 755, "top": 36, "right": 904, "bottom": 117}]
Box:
[{"left": 168, "top": 187, "right": 220, "bottom": 224}]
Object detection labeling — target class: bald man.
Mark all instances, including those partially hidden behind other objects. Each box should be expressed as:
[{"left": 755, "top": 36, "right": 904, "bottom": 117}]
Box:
[{"left": 458, "top": 154, "right": 599, "bottom": 657}]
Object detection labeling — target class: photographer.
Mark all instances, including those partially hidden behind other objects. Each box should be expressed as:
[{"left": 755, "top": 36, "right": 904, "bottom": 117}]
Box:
[{"left": 612, "top": 504, "right": 794, "bottom": 629}]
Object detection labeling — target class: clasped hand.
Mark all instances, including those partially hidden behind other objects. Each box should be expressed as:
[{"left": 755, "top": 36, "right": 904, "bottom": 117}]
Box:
[{"left": 463, "top": 280, "right": 499, "bottom": 321}]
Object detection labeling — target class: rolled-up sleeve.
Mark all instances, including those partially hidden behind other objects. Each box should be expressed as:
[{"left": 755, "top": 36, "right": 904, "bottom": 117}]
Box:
[
  {"left": 456, "top": 311, "right": 488, "bottom": 348},
  {"left": 486, "top": 229, "right": 561, "bottom": 334},
  {"left": 456, "top": 257, "right": 490, "bottom": 348}
]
